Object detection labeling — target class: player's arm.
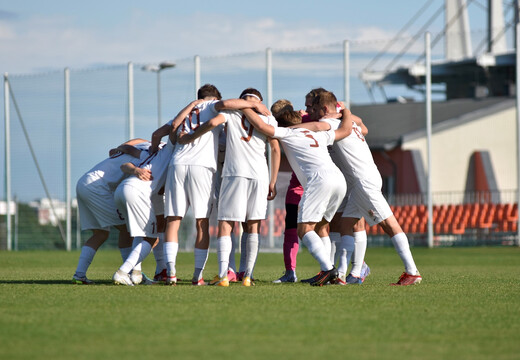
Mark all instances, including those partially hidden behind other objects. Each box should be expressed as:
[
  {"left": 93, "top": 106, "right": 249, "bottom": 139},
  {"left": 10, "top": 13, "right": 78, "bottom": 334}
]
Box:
[
  {"left": 334, "top": 108, "right": 353, "bottom": 141},
  {"left": 177, "top": 114, "right": 226, "bottom": 145},
  {"left": 110, "top": 144, "right": 141, "bottom": 158},
  {"left": 109, "top": 138, "right": 149, "bottom": 157},
  {"left": 242, "top": 108, "right": 275, "bottom": 137},
  {"left": 167, "top": 99, "right": 205, "bottom": 144},
  {"left": 215, "top": 99, "right": 270, "bottom": 116},
  {"left": 352, "top": 114, "right": 368, "bottom": 136},
  {"left": 150, "top": 123, "right": 172, "bottom": 154},
  {"left": 267, "top": 138, "right": 281, "bottom": 200},
  {"left": 289, "top": 122, "right": 331, "bottom": 132},
  {"left": 121, "top": 162, "right": 153, "bottom": 181}
]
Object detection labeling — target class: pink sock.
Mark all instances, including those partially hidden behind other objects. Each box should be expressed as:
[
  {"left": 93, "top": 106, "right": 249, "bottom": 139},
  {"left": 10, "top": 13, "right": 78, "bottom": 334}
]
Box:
[{"left": 283, "top": 228, "right": 299, "bottom": 271}]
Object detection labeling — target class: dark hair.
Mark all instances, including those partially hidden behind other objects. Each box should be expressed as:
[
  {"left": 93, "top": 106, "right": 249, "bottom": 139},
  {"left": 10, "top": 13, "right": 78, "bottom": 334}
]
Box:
[
  {"left": 306, "top": 87, "right": 328, "bottom": 100},
  {"left": 239, "top": 88, "right": 263, "bottom": 101},
  {"left": 197, "top": 84, "right": 222, "bottom": 100},
  {"left": 312, "top": 91, "right": 337, "bottom": 110}
]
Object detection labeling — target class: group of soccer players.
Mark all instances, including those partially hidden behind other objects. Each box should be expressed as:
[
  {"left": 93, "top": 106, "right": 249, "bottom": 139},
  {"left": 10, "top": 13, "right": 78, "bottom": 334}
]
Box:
[{"left": 72, "top": 84, "right": 422, "bottom": 287}]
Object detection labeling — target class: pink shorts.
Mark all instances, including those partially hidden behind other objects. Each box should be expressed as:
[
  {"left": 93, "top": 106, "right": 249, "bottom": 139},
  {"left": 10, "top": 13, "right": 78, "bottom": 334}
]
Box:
[{"left": 285, "top": 172, "right": 303, "bottom": 205}]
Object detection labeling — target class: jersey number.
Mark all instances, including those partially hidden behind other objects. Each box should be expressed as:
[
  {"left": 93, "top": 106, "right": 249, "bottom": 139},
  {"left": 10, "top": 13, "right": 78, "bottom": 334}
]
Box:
[
  {"left": 240, "top": 114, "right": 254, "bottom": 142},
  {"left": 353, "top": 127, "right": 365, "bottom": 142},
  {"left": 302, "top": 131, "right": 319, "bottom": 148}
]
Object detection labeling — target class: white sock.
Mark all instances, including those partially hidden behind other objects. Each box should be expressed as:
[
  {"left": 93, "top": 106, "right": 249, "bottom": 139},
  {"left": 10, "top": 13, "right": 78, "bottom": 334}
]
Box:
[
  {"left": 244, "top": 233, "right": 259, "bottom": 277},
  {"left": 228, "top": 233, "right": 237, "bottom": 272},
  {"left": 74, "top": 246, "right": 96, "bottom": 278},
  {"left": 164, "top": 241, "right": 179, "bottom": 276},
  {"left": 321, "top": 236, "right": 332, "bottom": 267},
  {"left": 119, "top": 247, "right": 132, "bottom": 262},
  {"left": 153, "top": 233, "right": 166, "bottom": 275},
  {"left": 391, "top": 232, "right": 418, "bottom": 275},
  {"left": 120, "top": 240, "right": 152, "bottom": 274},
  {"left": 302, "top": 232, "right": 333, "bottom": 271},
  {"left": 337, "top": 235, "right": 354, "bottom": 277},
  {"left": 351, "top": 230, "right": 368, "bottom": 277},
  {"left": 217, "top": 236, "right": 232, "bottom": 278},
  {"left": 193, "top": 248, "right": 209, "bottom": 281},
  {"left": 329, "top": 232, "right": 341, "bottom": 265},
  {"left": 131, "top": 237, "right": 142, "bottom": 271},
  {"left": 238, "top": 232, "right": 248, "bottom": 274}
]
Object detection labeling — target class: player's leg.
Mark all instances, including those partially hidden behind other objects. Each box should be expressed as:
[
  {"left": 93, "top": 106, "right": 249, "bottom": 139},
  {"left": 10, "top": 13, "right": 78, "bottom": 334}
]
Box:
[
  {"left": 209, "top": 220, "right": 233, "bottom": 286},
  {"left": 378, "top": 215, "right": 421, "bottom": 285},
  {"left": 192, "top": 217, "right": 210, "bottom": 285},
  {"left": 237, "top": 222, "right": 248, "bottom": 280},
  {"left": 164, "top": 216, "right": 182, "bottom": 285},
  {"left": 114, "top": 236, "right": 156, "bottom": 286},
  {"left": 273, "top": 203, "right": 299, "bottom": 283},
  {"left": 73, "top": 229, "right": 109, "bottom": 284},
  {"left": 350, "top": 218, "right": 370, "bottom": 281},
  {"left": 242, "top": 220, "right": 260, "bottom": 286},
  {"left": 329, "top": 213, "right": 342, "bottom": 266}
]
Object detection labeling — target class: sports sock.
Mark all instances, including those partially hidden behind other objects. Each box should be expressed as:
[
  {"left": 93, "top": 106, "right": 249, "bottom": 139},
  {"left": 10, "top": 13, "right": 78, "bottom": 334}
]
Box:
[
  {"left": 283, "top": 228, "right": 299, "bottom": 271},
  {"left": 164, "top": 241, "right": 179, "bottom": 276},
  {"left": 119, "top": 247, "right": 132, "bottom": 262},
  {"left": 391, "top": 232, "right": 418, "bottom": 275},
  {"left": 120, "top": 240, "right": 152, "bottom": 274},
  {"left": 131, "top": 237, "right": 142, "bottom": 271},
  {"left": 217, "top": 236, "right": 232, "bottom": 278},
  {"left": 321, "top": 236, "right": 332, "bottom": 264},
  {"left": 193, "top": 248, "right": 209, "bottom": 281},
  {"left": 244, "top": 233, "right": 259, "bottom": 277},
  {"left": 238, "top": 232, "right": 248, "bottom": 274},
  {"left": 337, "top": 235, "right": 354, "bottom": 277},
  {"left": 153, "top": 233, "right": 166, "bottom": 275},
  {"left": 74, "top": 246, "right": 96, "bottom": 278},
  {"left": 228, "top": 233, "right": 237, "bottom": 272},
  {"left": 301, "top": 232, "right": 333, "bottom": 271},
  {"left": 329, "top": 232, "right": 341, "bottom": 266},
  {"left": 350, "top": 230, "right": 368, "bottom": 277}
]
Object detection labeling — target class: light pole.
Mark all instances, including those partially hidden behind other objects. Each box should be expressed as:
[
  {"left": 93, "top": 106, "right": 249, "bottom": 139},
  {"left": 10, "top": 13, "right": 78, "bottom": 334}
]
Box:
[{"left": 142, "top": 61, "right": 176, "bottom": 127}]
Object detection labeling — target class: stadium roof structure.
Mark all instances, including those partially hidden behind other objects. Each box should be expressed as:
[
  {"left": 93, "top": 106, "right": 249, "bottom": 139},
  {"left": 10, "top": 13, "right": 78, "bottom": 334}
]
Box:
[{"left": 351, "top": 96, "right": 515, "bottom": 150}]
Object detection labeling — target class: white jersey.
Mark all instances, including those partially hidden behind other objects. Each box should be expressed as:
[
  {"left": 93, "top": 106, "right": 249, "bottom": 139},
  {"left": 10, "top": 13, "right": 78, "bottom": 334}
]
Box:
[
  {"left": 221, "top": 110, "right": 277, "bottom": 180},
  {"left": 320, "top": 118, "right": 382, "bottom": 189},
  {"left": 80, "top": 144, "right": 151, "bottom": 192},
  {"left": 172, "top": 100, "right": 220, "bottom": 171},
  {"left": 273, "top": 127, "right": 337, "bottom": 189},
  {"left": 130, "top": 140, "right": 174, "bottom": 194}
]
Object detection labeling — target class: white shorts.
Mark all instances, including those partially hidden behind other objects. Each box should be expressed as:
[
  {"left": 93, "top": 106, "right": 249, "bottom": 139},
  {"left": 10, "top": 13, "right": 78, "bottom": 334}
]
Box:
[
  {"left": 76, "top": 180, "right": 125, "bottom": 231},
  {"left": 298, "top": 169, "right": 346, "bottom": 224},
  {"left": 114, "top": 180, "right": 163, "bottom": 238},
  {"left": 342, "top": 180, "right": 393, "bottom": 226},
  {"left": 218, "top": 176, "right": 268, "bottom": 222},
  {"left": 164, "top": 164, "right": 215, "bottom": 219}
]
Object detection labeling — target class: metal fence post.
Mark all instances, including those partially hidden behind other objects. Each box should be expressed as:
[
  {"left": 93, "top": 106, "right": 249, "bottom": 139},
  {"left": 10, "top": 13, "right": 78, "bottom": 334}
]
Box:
[
  {"left": 65, "top": 68, "right": 71, "bottom": 251},
  {"left": 266, "top": 48, "right": 274, "bottom": 248},
  {"left": 4, "top": 73, "right": 11, "bottom": 251},
  {"left": 425, "top": 32, "right": 434, "bottom": 248},
  {"left": 128, "top": 62, "right": 134, "bottom": 140},
  {"left": 195, "top": 55, "right": 200, "bottom": 97},
  {"left": 343, "top": 40, "right": 350, "bottom": 109}
]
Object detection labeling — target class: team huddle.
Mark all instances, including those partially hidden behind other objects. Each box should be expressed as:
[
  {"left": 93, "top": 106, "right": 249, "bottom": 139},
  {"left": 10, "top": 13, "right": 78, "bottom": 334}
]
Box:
[{"left": 72, "top": 84, "right": 422, "bottom": 287}]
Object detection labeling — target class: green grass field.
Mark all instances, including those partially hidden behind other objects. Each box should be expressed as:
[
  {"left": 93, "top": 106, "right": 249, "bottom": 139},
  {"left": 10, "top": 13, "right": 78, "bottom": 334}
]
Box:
[{"left": 0, "top": 247, "right": 519, "bottom": 360}]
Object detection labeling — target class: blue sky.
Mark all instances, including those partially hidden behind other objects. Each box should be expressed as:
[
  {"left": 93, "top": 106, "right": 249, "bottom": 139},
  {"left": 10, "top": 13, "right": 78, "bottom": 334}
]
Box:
[{"left": 0, "top": 0, "right": 493, "bottom": 75}]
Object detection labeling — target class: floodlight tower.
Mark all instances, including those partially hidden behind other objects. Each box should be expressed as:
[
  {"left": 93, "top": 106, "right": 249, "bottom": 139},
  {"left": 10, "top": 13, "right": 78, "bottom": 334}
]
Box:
[{"left": 142, "top": 61, "right": 176, "bottom": 127}]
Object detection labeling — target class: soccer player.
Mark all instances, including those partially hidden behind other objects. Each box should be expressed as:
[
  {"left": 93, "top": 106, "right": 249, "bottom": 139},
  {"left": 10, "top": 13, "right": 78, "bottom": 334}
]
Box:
[
  {"left": 112, "top": 122, "right": 176, "bottom": 286},
  {"left": 179, "top": 88, "right": 280, "bottom": 287},
  {"left": 163, "top": 84, "right": 222, "bottom": 286},
  {"left": 72, "top": 139, "right": 150, "bottom": 284},
  {"left": 240, "top": 101, "right": 352, "bottom": 286},
  {"left": 301, "top": 91, "right": 422, "bottom": 285}
]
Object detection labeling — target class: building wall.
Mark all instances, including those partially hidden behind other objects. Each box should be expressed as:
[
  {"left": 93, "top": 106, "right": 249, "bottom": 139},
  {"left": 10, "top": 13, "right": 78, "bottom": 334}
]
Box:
[{"left": 401, "top": 106, "right": 517, "bottom": 196}]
